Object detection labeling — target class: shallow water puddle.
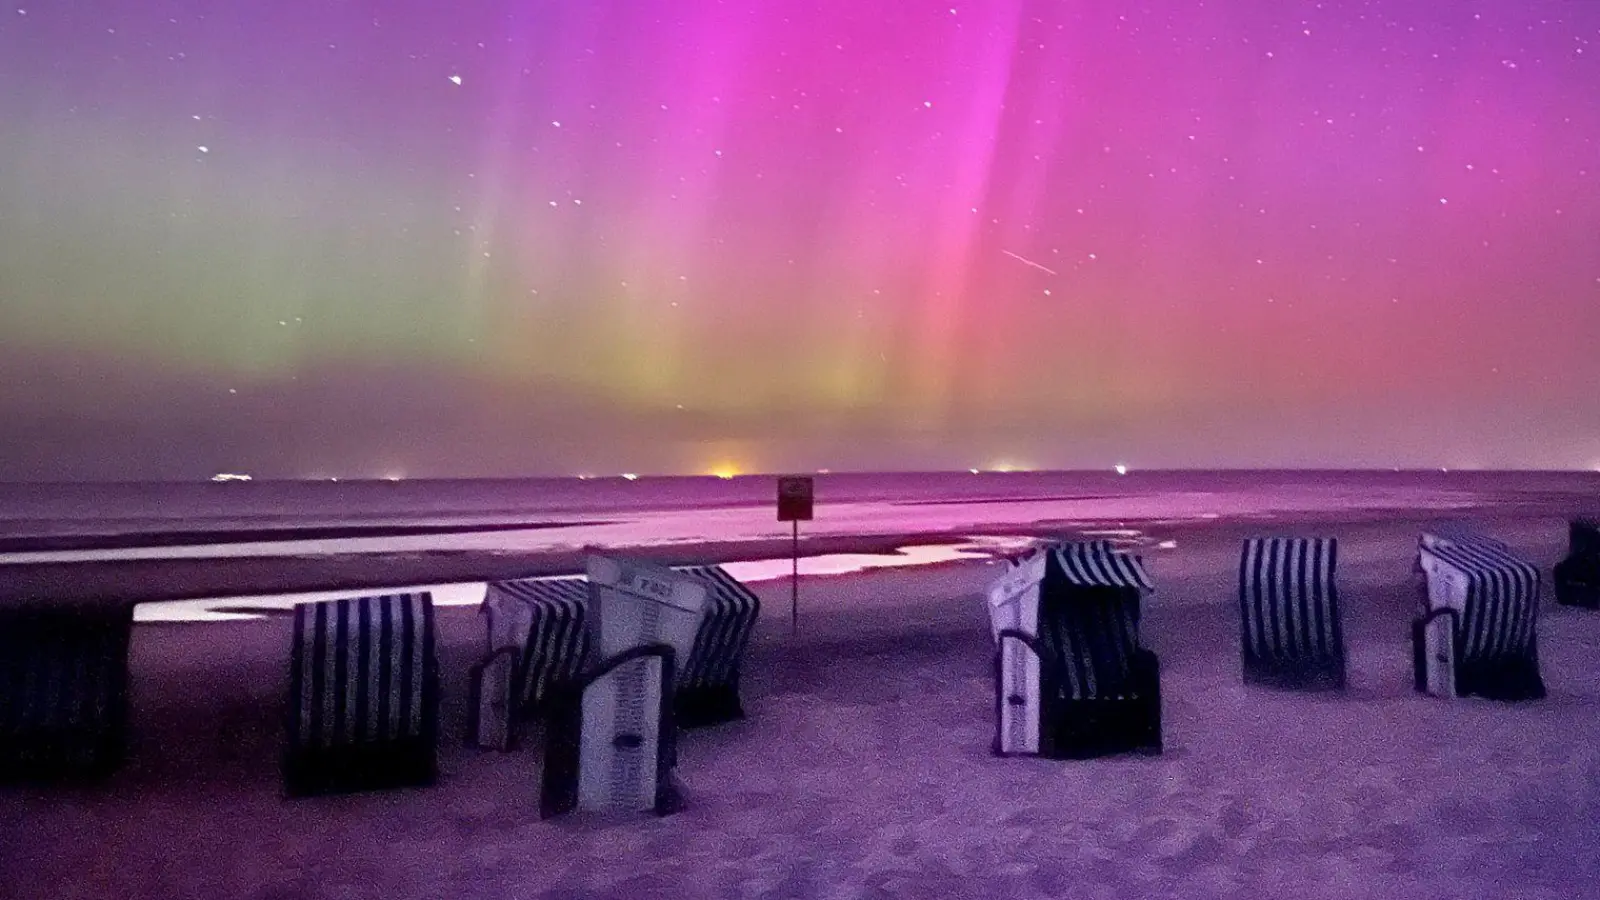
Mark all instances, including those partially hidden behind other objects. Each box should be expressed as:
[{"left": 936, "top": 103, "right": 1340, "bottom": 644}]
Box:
[
  {"left": 720, "top": 535, "right": 1040, "bottom": 583},
  {"left": 134, "top": 532, "right": 1183, "bottom": 623},
  {"left": 134, "top": 535, "right": 1052, "bottom": 623}
]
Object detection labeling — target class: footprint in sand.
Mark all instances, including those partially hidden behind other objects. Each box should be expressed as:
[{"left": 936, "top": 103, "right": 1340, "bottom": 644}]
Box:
[
  {"left": 1218, "top": 802, "right": 1253, "bottom": 839},
  {"left": 1137, "top": 817, "right": 1228, "bottom": 874}
]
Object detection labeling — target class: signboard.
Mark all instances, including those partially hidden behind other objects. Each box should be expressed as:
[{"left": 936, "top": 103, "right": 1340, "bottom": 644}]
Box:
[
  {"left": 777, "top": 475, "right": 814, "bottom": 522},
  {"left": 988, "top": 551, "right": 1048, "bottom": 606}
]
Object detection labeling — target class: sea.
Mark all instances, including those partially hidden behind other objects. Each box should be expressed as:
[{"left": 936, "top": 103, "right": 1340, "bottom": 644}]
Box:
[
  {"left": 3, "top": 469, "right": 1593, "bottom": 538},
  {"left": 0, "top": 470, "right": 1592, "bottom": 621}
]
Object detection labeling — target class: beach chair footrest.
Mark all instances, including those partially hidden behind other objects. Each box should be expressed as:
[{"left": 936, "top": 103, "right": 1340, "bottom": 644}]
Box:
[
  {"left": 1554, "top": 572, "right": 1600, "bottom": 609},
  {"left": 674, "top": 684, "right": 746, "bottom": 730},
  {"left": 1242, "top": 657, "right": 1347, "bottom": 692},
  {"left": 283, "top": 741, "right": 437, "bottom": 796},
  {"left": 1040, "top": 651, "right": 1162, "bottom": 760}
]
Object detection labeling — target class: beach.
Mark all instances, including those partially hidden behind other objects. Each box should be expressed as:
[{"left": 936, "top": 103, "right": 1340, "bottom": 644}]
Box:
[{"left": 3, "top": 476, "right": 1600, "bottom": 898}]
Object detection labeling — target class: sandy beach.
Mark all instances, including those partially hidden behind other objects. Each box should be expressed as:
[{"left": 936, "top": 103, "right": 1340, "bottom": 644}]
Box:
[{"left": 5, "top": 507, "right": 1600, "bottom": 899}]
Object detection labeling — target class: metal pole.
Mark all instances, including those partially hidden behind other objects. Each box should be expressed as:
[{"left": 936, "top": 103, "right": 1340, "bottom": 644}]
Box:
[{"left": 791, "top": 519, "right": 799, "bottom": 634}]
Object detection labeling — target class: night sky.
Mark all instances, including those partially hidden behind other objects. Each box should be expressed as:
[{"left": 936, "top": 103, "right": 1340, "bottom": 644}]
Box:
[{"left": 1, "top": 1, "right": 1597, "bottom": 480}]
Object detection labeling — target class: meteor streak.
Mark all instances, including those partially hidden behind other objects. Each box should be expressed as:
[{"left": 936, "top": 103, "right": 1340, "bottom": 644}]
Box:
[{"left": 1001, "top": 250, "right": 1058, "bottom": 276}]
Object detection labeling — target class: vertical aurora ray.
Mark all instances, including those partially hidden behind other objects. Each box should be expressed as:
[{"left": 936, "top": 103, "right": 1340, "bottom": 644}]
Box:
[{"left": 897, "top": 4, "right": 1025, "bottom": 431}]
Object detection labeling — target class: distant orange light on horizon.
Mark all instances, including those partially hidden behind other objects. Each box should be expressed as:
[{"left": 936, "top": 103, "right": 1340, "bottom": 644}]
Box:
[{"left": 987, "top": 460, "right": 1033, "bottom": 473}]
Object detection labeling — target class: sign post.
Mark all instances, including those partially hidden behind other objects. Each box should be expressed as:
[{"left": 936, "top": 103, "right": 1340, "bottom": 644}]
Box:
[{"left": 776, "top": 475, "right": 815, "bottom": 633}]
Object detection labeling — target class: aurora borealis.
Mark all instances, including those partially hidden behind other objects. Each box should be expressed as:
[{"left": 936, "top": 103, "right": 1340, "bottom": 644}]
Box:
[{"left": 1, "top": 1, "right": 1597, "bottom": 479}]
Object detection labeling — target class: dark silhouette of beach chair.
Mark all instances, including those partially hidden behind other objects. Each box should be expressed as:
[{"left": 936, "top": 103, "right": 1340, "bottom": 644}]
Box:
[
  {"left": 470, "top": 565, "right": 760, "bottom": 750},
  {"left": 1413, "top": 539, "right": 1544, "bottom": 701},
  {"left": 989, "top": 542, "right": 1161, "bottom": 760},
  {"left": 539, "top": 556, "right": 705, "bottom": 819},
  {"left": 1238, "top": 537, "right": 1345, "bottom": 691},
  {"left": 1554, "top": 517, "right": 1600, "bottom": 609},
  {"left": 0, "top": 607, "right": 133, "bottom": 781},
  {"left": 284, "top": 593, "right": 439, "bottom": 795}
]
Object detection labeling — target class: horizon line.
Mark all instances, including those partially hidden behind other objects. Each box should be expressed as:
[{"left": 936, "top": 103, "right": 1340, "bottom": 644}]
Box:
[{"left": 2, "top": 466, "right": 1599, "bottom": 486}]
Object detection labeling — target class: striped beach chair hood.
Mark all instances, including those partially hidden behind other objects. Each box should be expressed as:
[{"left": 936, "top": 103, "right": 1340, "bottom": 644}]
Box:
[
  {"left": 1421, "top": 541, "right": 1540, "bottom": 658},
  {"left": 1047, "top": 541, "right": 1154, "bottom": 592},
  {"left": 482, "top": 577, "right": 590, "bottom": 711},
  {"left": 1415, "top": 522, "right": 1512, "bottom": 578},
  {"left": 1238, "top": 537, "right": 1345, "bottom": 685},
  {"left": 487, "top": 576, "right": 589, "bottom": 617},
  {"left": 672, "top": 565, "right": 761, "bottom": 694},
  {"left": 1418, "top": 522, "right": 1512, "bottom": 554},
  {"left": 291, "top": 592, "right": 436, "bottom": 748},
  {"left": 284, "top": 592, "right": 440, "bottom": 794}
]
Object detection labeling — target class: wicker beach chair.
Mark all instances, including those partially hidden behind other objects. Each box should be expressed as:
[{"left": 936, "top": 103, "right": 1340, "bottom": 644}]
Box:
[
  {"left": 1411, "top": 522, "right": 1513, "bottom": 614},
  {"left": 539, "top": 556, "right": 705, "bottom": 819},
  {"left": 284, "top": 592, "right": 439, "bottom": 795},
  {"left": 1554, "top": 517, "right": 1600, "bottom": 610},
  {"left": 468, "top": 577, "right": 588, "bottom": 751},
  {"left": 1413, "top": 540, "right": 1544, "bottom": 702},
  {"left": 0, "top": 607, "right": 133, "bottom": 781},
  {"left": 988, "top": 542, "right": 1161, "bottom": 760},
  {"left": 671, "top": 565, "right": 761, "bottom": 728},
  {"left": 1238, "top": 537, "right": 1346, "bottom": 691},
  {"left": 469, "top": 564, "right": 760, "bottom": 750}
]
